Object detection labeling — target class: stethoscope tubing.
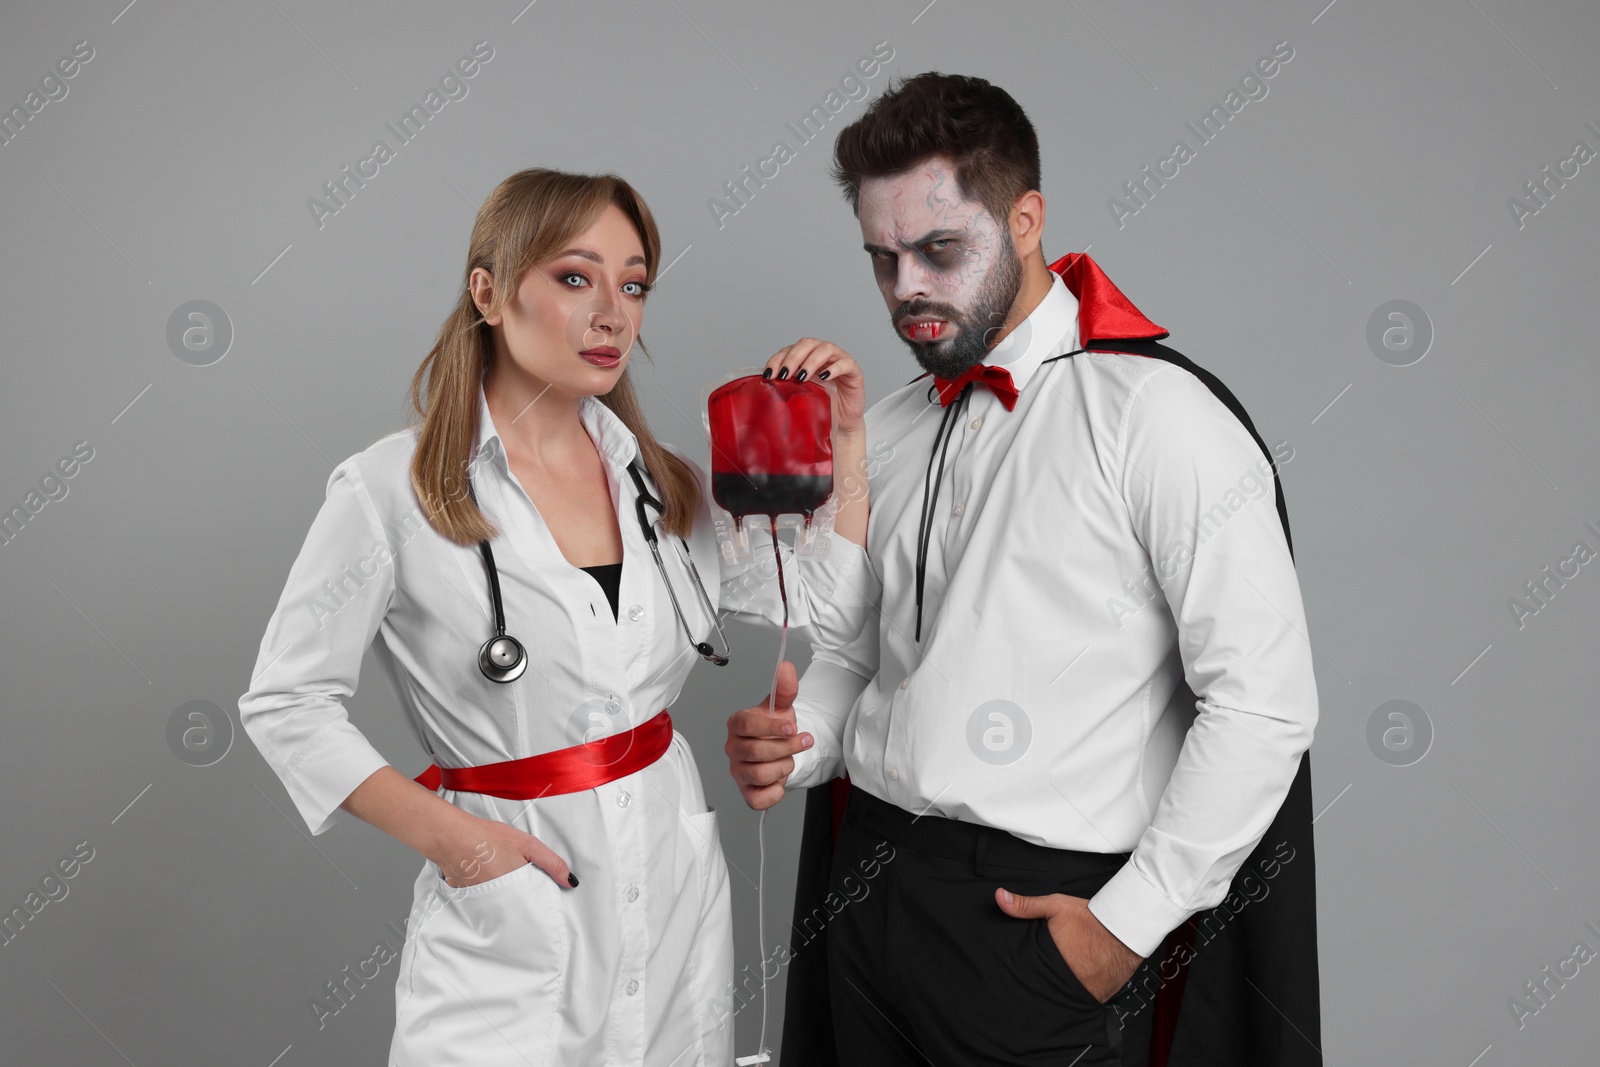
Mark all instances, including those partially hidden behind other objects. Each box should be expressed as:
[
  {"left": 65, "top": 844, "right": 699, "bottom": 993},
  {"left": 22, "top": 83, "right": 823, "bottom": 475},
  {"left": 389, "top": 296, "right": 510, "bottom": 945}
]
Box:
[{"left": 471, "top": 457, "right": 731, "bottom": 683}]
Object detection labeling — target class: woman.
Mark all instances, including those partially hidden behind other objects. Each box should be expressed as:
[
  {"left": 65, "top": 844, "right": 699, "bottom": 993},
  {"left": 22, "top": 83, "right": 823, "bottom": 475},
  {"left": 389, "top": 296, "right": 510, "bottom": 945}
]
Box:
[{"left": 237, "top": 167, "right": 869, "bottom": 1066}]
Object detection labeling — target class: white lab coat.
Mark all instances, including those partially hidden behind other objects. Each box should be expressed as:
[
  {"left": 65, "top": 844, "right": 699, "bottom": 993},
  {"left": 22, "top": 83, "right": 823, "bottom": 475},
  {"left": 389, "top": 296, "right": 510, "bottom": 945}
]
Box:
[{"left": 238, "top": 382, "right": 868, "bottom": 1066}]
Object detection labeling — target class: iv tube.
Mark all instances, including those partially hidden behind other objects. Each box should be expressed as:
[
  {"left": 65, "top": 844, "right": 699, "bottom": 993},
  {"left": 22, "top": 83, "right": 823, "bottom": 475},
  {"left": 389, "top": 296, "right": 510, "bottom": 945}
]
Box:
[{"left": 738, "top": 518, "right": 788, "bottom": 1066}]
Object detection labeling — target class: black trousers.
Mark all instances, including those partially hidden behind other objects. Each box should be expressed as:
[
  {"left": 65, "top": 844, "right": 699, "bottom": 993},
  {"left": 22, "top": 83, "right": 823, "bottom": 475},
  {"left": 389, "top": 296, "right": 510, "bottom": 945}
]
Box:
[{"left": 826, "top": 784, "right": 1158, "bottom": 1066}]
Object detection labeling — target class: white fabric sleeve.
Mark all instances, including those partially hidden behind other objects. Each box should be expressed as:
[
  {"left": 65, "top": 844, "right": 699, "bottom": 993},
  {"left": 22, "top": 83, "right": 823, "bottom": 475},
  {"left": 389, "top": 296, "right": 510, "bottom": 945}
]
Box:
[
  {"left": 787, "top": 535, "right": 882, "bottom": 791},
  {"left": 672, "top": 444, "right": 881, "bottom": 793},
  {"left": 1086, "top": 365, "right": 1319, "bottom": 959},
  {"left": 237, "top": 458, "right": 395, "bottom": 837},
  {"left": 786, "top": 657, "right": 867, "bottom": 792}
]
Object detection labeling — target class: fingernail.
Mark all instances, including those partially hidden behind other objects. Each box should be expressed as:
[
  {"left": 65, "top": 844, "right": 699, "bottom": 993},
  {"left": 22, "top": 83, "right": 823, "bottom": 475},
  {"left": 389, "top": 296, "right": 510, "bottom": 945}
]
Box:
[
  {"left": 762, "top": 368, "right": 772, "bottom": 380},
  {"left": 568, "top": 872, "right": 579, "bottom": 888},
  {"left": 795, "top": 370, "right": 807, "bottom": 382},
  {"left": 801, "top": 734, "right": 813, "bottom": 748},
  {"left": 818, "top": 370, "right": 830, "bottom": 380},
  {"left": 998, "top": 888, "right": 1012, "bottom": 905},
  {"left": 777, "top": 367, "right": 789, "bottom": 380}
]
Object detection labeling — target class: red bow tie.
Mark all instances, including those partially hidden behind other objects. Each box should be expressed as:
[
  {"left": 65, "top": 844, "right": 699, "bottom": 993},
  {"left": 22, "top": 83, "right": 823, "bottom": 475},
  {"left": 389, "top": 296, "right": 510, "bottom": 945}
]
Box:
[{"left": 932, "top": 363, "right": 1019, "bottom": 411}]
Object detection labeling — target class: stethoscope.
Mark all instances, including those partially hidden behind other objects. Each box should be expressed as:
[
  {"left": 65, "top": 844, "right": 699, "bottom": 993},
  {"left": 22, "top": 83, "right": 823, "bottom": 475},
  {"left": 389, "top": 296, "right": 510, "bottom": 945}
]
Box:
[{"left": 471, "top": 458, "right": 732, "bottom": 683}]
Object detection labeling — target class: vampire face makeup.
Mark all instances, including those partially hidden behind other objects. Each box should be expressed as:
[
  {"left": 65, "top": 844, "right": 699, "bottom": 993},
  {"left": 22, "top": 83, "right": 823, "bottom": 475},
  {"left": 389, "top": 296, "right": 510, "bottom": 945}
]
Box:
[{"left": 857, "top": 156, "right": 1025, "bottom": 379}]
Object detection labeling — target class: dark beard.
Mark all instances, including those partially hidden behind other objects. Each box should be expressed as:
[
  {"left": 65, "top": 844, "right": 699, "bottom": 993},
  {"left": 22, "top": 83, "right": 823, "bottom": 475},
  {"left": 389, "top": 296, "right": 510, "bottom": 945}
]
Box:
[{"left": 894, "top": 234, "right": 1025, "bottom": 379}]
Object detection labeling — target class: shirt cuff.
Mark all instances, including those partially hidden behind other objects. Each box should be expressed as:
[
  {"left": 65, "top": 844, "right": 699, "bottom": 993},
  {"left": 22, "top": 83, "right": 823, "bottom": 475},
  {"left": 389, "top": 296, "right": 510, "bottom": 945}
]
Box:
[
  {"left": 788, "top": 698, "right": 846, "bottom": 792},
  {"left": 279, "top": 727, "right": 392, "bottom": 837},
  {"left": 1086, "top": 859, "right": 1194, "bottom": 959}
]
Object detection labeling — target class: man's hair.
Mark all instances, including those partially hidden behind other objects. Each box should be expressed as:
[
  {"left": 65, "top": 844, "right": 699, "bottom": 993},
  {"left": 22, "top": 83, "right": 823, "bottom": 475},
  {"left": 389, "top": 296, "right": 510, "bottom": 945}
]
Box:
[{"left": 830, "top": 72, "right": 1041, "bottom": 227}]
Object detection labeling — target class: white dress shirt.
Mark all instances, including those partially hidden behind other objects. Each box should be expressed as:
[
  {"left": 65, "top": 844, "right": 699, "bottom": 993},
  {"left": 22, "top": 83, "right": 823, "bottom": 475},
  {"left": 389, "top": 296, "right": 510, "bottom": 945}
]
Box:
[
  {"left": 237, "top": 381, "right": 850, "bottom": 1066},
  {"left": 786, "top": 271, "right": 1320, "bottom": 958}
]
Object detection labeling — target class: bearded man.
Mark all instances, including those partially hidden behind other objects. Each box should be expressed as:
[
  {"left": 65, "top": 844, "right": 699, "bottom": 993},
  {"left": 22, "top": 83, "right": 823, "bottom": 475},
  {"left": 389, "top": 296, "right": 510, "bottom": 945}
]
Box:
[{"left": 728, "top": 72, "right": 1322, "bottom": 1067}]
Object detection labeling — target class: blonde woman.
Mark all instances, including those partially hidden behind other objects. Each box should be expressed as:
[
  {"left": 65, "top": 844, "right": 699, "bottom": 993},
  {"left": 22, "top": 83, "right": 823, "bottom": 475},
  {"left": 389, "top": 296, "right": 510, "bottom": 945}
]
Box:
[{"left": 238, "top": 167, "right": 870, "bottom": 1066}]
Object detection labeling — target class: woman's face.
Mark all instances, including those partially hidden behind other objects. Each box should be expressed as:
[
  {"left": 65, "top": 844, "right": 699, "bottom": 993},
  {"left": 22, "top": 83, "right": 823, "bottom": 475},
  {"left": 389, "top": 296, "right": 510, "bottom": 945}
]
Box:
[{"left": 475, "top": 202, "right": 651, "bottom": 397}]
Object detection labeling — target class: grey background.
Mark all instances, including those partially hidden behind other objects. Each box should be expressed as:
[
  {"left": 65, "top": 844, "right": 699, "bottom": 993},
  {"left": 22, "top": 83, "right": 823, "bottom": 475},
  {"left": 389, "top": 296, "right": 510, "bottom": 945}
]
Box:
[{"left": 2, "top": 0, "right": 1596, "bottom": 1063}]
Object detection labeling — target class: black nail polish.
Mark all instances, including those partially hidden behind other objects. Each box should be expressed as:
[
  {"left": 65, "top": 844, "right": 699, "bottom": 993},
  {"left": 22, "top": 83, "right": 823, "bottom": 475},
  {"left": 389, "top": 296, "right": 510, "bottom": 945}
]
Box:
[
  {"left": 762, "top": 368, "right": 772, "bottom": 380},
  {"left": 777, "top": 367, "right": 789, "bottom": 380},
  {"left": 568, "top": 872, "right": 579, "bottom": 887},
  {"left": 818, "top": 370, "right": 830, "bottom": 380},
  {"left": 795, "top": 370, "right": 807, "bottom": 382}
]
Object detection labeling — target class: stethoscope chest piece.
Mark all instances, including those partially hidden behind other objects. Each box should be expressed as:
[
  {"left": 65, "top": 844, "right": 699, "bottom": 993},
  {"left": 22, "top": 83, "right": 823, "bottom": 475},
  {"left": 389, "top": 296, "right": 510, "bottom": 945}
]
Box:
[
  {"left": 470, "top": 529, "right": 527, "bottom": 685},
  {"left": 478, "top": 633, "right": 527, "bottom": 683}
]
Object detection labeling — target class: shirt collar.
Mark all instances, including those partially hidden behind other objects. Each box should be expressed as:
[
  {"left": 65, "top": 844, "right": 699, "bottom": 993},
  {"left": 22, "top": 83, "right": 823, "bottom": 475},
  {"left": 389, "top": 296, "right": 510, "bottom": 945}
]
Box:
[
  {"left": 474, "top": 378, "right": 640, "bottom": 474},
  {"left": 984, "top": 271, "right": 1079, "bottom": 393}
]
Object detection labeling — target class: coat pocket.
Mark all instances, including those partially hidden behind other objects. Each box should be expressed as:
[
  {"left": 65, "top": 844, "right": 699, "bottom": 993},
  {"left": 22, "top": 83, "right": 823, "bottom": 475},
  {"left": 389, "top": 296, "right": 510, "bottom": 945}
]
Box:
[
  {"left": 434, "top": 857, "right": 535, "bottom": 895},
  {"left": 682, "top": 806, "right": 721, "bottom": 903},
  {"left": 394, "top": 860, "right": 570, "bottom": 1066}
]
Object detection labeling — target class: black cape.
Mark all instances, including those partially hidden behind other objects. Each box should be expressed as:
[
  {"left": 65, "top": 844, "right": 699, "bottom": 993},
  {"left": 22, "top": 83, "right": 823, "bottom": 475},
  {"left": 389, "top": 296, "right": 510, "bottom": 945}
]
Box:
[{"left": 779, "top": 253, "right": 1322, "bottom": 1066}]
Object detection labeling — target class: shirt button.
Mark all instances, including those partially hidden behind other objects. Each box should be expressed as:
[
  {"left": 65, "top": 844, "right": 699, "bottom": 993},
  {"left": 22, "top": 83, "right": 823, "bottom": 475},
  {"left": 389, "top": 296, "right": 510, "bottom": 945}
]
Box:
[
  {"left": 899, "top": 677, "right": 910, "bottom": 690},
  {"left": 605, "top": 697, "right": 622, "bottom": 715},
  {"left": 628, "top": 604, "right": 644, "bottom": 622},
  {"left": 626, "top": 979, "right": 639, "bottom": 996},
  {"left": 627, "top": 885, "right": 640, "bottom": 903},
  {"left": 970, "top": 417, "right": 982, "bottom": 430},
  {"left": 888, "top": 769, "right": 900, "bottom": 782},
  {"left": 617, "top": 790, "right": 631, "bottom": 807},
  {"left": 953, "top": 502, "right": 965, "bottom": 516}
]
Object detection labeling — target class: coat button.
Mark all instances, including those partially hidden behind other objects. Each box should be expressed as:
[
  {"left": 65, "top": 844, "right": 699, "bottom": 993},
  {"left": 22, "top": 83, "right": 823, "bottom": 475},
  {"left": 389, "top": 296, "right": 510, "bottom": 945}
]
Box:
[
  {"left": 617, "top": 790, "right": 631, "bottom": 807},
  {"left": 628, "top": 604, "right": 644, "bottom": 621}
]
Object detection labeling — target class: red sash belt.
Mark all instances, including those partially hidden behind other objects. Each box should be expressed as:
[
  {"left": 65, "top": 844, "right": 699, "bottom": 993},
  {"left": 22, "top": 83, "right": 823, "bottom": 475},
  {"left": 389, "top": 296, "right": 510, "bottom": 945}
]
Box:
[{"left": 413, "top": 709, "right": 673, "bottom": 800}]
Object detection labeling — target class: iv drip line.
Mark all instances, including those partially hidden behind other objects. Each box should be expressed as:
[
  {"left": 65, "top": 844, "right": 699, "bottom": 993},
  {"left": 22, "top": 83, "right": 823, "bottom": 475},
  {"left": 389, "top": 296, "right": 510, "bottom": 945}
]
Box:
[{"left": 737, "top": 517, "right": 788, "bottom": 1066}]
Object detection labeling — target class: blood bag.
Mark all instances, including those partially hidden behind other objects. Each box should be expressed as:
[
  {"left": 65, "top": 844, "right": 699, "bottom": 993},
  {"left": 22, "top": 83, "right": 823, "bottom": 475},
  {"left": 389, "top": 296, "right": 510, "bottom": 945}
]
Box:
[{"left": 703, "top": 372, "right": 837, "bottom": 563}]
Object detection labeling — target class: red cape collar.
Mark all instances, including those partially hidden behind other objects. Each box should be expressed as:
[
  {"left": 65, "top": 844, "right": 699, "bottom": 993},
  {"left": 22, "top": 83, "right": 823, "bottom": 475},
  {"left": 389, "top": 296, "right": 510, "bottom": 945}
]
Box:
[
  {"left": 909, "top": 253, "right": 1168, "bottom": 387},
  {"left": 908, "top": 252, "right": 1171, "bottom": 390},
  {"left": 1046, "top": 251, "right": 1167, "bottom": 347}
]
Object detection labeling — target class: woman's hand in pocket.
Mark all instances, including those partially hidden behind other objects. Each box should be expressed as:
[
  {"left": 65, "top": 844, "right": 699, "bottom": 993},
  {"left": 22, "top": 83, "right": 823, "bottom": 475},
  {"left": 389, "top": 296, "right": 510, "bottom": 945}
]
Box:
[{"left": 432, "top": 812, "right": 578, "bottom": 890}]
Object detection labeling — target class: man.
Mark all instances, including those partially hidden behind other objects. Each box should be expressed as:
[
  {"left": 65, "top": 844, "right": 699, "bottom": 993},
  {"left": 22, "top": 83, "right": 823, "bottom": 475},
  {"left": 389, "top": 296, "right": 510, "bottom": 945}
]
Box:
[{"left": 727, "top": 72, "right": 1321, "bottom": 1066}]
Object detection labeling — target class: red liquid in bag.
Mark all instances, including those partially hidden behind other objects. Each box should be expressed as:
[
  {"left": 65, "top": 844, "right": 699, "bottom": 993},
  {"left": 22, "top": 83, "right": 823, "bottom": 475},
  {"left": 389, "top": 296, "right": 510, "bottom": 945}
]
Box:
[{"left": 707, "top": 376, "right": 834, "bottom": 524}]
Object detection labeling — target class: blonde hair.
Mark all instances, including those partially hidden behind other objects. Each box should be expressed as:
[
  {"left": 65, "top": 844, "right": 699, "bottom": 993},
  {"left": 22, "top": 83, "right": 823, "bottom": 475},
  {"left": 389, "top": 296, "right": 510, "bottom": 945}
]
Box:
[{"left": 407, "top": 168, "right": 701, "bottom": 544}]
